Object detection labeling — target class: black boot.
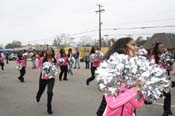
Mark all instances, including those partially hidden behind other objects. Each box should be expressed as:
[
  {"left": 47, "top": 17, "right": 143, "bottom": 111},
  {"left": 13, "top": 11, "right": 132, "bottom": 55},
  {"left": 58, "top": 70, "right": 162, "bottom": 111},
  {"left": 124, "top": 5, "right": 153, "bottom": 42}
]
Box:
[
  {"left": 47, "top": 93, "right": 53, "bottom": 115},
  {"left": 63, "top": 77, "right": 68, "bottom": 80},
  {"left": 59, "top": 76, "right": 62, "bottom": 81},
  {"left": 36, "top": 95, "right": 40, "bottom": 103},
  {"left": 47, "top": 104, "right": 53, "bottom": 115},
  {"left": 172, "top": 81, "right": 175, "bottom": 88},
  {"left": 86, "top": 79, "right": 89, "bottom": 86}
]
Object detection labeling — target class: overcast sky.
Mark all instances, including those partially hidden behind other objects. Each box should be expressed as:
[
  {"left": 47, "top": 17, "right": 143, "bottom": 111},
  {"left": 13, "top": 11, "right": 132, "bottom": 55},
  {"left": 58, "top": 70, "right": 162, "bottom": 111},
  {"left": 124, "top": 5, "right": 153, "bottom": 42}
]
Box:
[{"left": 1, "top": 0, "right": 175, "bottom": 46}]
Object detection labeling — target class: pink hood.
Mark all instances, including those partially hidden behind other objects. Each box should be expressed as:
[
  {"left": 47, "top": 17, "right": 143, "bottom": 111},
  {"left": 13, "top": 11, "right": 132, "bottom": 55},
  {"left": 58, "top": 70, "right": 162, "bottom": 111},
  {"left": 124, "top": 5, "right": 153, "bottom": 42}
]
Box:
[{"left": 104, "top": 87, "right": 144, "bottom": 116}]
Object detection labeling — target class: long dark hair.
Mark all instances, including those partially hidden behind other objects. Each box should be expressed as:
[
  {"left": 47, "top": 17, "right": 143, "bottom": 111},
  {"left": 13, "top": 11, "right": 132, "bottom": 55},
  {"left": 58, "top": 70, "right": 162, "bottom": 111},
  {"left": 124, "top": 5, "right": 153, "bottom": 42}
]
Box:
[
  {"left": 90, "top": 46, "right": 96, "bottom": 55},
  {"left": 151, "top": 42, "right": 161, "bottom": 64},
  {"left": 59, "top": 48, "right": 66, "bottom": 57},
  {"left": 104, "top": 37, "right": 133, "bottom": 60},
  {"left": 68, "top": 48, "right": 72, "bottom": 57},
  {"left": 43, "top": 47, "right": 56, "bottom": 63}
]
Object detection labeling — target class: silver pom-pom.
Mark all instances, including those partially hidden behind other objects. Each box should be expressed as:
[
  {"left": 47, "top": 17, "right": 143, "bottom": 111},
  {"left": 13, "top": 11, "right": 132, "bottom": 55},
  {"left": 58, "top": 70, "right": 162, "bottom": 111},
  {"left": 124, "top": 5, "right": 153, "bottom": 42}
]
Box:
[
  {"left": 160, "top": 51, "right": 174, "bottom": 69},
  {"left": 96, "top": 52, "right": 128, "bottom": 96},
  {"left": 96, "top": 52, "right": 170, "bottom": 102},
  {"left": 58, "top": 58, "right": 65, "bottom": 66},
  {"left": 16, "top": 64, "right": 22, "bottom": 70},
  {"left": 90, "top": 50, "right": 104, "bottom": 62},
  {"left": 42, "top": 62, "right": 58, "bottom": 79}
]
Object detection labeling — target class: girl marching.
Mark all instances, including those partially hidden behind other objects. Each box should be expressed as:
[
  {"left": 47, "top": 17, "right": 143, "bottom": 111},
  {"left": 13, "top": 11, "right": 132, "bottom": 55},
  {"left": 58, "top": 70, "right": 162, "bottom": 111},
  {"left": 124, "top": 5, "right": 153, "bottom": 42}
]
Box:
[
  {"left": 0, "top": 53, "right": 4, "bottom": 71},
  {"left": 151, "top": 42, "right": 173, "bottom": 116},
  {"left": 67, "top": 48, "right": 74, "bottom": 75},
  {"left": 96, "top": 38, "right": 169, "bottom": 116},
  {"left": 36, "top": 47, "right": 57, "bottom": 115},
  {"left": 86, "top": 46, "right": 103, "bottom": 86},
  {"left": 16, "top": 51, "right": 27, "bottom": 82},
  {"left": 57, "top": 48, "right": 69, "bottom": 81}
]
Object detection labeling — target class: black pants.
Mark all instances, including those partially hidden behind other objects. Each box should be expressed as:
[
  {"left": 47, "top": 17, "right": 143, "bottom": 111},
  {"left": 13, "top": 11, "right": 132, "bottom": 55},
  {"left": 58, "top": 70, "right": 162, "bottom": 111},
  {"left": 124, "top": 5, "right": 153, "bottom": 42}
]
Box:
[
  {"left": 163, "top": 91, "right": 171, "bottom": 113},
  {"left": 97, "top": 96, "right": 107, "bottom": 116},
  {"left": 85, "top": 61, "right": 90, "bottom": 69},
  {"left": 18, "top": 67, "right": 25, "bottom": 81},
  {"left": 0, "top": 63, "right": 4, "bottom": 70},
  {"left": 6, "top": 59, "right": 8, "bottom": 64},
  {"left": 86, "top": 65, "right": 97, "bottom": 85},
  {"left": 163, "top": 71, "right": 171, "bottom": 113},
  {"left": 36, "top": 77, "right": 55, "bottom": 106},
  {"left": 59, "top": 65, "right": 68, "bottom": 80}
]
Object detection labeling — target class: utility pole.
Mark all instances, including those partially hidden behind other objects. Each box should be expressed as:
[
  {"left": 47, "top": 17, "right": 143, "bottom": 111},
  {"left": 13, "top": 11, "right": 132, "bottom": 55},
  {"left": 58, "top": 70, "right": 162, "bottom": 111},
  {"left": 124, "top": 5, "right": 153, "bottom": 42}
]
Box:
[{"left": 96, "top": 4, "right": 105, "bottom": 50}]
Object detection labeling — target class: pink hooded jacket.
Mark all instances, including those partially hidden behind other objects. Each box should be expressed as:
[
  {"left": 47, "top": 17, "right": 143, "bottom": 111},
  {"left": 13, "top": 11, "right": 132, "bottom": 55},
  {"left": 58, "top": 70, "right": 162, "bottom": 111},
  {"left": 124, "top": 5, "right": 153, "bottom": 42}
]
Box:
[
  {"left": 37, "top": 56, "right": 44, "bottom": 70},
  {"left": 57, "top": 53, "right": 69, "bottom": 66},
  {"left": 151, "top": 54, "right": 173, "bottom": 71},
  {"left": 150, "top": 55, "right": 163, "bottom": 67},
  {"left": 0, "top": 56, "right": 4, "bottom": 63},
  {"left": 16, "top": 57, "right": 26, "bottom": 68},
  {"left": 92, "top": 58, "right": 101, "bottom": 68},
  {"left": 104, "top": 86, "right": 144, "bottom": 116}
]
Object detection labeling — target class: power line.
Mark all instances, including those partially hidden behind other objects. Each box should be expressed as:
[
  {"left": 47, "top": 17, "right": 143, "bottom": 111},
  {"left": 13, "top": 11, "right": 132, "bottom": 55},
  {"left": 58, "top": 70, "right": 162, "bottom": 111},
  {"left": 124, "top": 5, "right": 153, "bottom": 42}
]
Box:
[
  {"left": 22, "top": 24, "right": 175, "bottom": 44},
  {"left": 113, "top": 18, "right": 175, "bottom": 26},
  {"left": 104, "top": 24, "right": 175, "bottom": 30},
  {"left": 96, "top": 4, "right": 105, "bottom": 49}
]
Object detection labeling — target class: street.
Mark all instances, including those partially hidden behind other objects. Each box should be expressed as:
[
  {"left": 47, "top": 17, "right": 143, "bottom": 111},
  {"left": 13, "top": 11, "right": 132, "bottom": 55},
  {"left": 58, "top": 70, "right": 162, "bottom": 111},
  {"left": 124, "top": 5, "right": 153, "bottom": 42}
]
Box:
[{"left": 0, "top": 61, "right": 174, "bottom": 116}]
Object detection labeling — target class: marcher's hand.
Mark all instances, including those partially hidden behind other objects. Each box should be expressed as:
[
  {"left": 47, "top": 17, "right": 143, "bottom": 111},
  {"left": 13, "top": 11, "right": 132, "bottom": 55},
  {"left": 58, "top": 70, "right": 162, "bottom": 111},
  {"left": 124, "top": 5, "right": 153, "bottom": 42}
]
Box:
[{"left": 135, "top": 80, "right": 143, "bottom": 91}]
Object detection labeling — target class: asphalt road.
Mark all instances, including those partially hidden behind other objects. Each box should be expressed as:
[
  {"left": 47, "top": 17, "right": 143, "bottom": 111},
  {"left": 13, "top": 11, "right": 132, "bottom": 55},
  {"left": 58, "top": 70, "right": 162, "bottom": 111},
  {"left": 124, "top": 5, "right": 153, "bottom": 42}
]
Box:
[{"left": 0, "top": 61, "right": 174, "bottom": 116}]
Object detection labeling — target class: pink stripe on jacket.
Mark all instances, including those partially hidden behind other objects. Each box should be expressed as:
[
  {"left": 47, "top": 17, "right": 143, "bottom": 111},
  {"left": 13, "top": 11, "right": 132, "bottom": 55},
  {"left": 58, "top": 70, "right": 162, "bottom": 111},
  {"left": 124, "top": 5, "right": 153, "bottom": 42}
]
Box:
[
  {"left": 57, "top": 53, "right": 69, "bottom": 66},
  {"left": 37, "top": 56, "right": 44, "bottom": 70},
  {"left": 150, "top": 55, "right": 163, "bottom": 67},
  {"left": 0, "top": 57, "right": 4, "bottom": 63},
  {"left": 16, "top": 57, "right": 26, "bottom": 68},
  {"left": 104, "top": 87, "right": 144, "bottom": 116},
  {"left": 92, "top": 58, "right": 101, "bottom": 68}
]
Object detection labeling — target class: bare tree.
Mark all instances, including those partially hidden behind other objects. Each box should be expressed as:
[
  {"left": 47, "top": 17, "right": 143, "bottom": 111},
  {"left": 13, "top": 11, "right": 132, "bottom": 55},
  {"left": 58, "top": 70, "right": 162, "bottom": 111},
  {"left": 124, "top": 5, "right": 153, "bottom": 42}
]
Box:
[
  {"left": 0, "top": 44, "right": 3, "bottom": 49},
  {"left": 5, "top": 40, "right": 22, "bottom": 49},
  {"left": 53, "top": 33, "right": 72, "bottom": 47},
  {"left": 53, "top": 36, "right": 62, "bottom": 47}
]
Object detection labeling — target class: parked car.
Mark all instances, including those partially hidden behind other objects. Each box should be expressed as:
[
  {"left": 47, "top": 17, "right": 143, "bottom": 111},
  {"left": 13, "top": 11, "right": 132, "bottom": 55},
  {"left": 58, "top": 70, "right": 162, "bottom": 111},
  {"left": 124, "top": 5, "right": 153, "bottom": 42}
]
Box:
[{"left": 9, "top": 53, "right": 18, "bottom": 61}]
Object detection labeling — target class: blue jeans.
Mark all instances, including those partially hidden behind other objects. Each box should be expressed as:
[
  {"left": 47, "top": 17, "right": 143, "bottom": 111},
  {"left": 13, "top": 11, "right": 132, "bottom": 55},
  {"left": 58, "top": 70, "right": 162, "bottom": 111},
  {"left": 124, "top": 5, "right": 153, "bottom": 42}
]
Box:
[
  {"left": 74, "top": 58, "right": 80, "bottom": 68},
  {"left": 32, "top": 60, "right": 36, "bottom": 68}
]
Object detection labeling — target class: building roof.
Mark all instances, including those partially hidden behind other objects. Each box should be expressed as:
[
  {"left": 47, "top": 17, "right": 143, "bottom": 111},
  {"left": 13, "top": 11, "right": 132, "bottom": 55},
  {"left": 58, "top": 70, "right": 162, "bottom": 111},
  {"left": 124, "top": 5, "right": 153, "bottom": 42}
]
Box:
[{"left": 143, "top": 33, "right": 175, "bottom": 49}]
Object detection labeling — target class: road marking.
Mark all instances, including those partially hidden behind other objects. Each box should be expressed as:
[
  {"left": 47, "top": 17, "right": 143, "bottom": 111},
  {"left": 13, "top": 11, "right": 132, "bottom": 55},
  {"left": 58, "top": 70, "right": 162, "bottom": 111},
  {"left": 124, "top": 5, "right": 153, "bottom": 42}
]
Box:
[{"left": 154, "top": 103, "right": 175, "bottom": 107}]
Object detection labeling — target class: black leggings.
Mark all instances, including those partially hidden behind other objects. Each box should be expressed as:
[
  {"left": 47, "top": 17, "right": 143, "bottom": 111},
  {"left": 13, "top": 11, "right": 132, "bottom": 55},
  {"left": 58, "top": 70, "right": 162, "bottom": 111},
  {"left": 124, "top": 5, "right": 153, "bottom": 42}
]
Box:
[
  {"left": 0, "top": 63, "right": 4, "bottom": 70},
  {"left": 85, "top": 61, "right": 90, "bottom": 69},
  {"left": 163, "top": 71, "right": 171, "bottom": 112},
  {"left": 36, "top": 77, "right": 55, "bottom": 105},
  {"left": 59, "top": 65, "right": 68, "bottom": 80},
  {"left": 18, "top": 67, "right": 25, "bottom": 81},
  {"left": 86, "top": 63, "right": 97, "bottom": 84},
  {"left": 97, "top": 96, "right": 107, "bottom": 116}
]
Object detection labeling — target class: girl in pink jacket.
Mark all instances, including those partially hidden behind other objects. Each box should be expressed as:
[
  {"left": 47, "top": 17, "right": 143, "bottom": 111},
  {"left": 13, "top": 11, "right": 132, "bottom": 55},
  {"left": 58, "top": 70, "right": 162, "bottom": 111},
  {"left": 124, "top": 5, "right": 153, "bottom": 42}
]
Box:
[
  {"left": 16, "top": 51, "right": 27, "bottom": 82},
  {"left": 36, "top": 47, "right": 57, "bottom": 115},
  {"left": 0, "top": 53, "right": 4, "bottom": 71},
  {"left": 97, "top": 37, "right": 144, "bottom": 116},
  {"left": 86, "top": 46, "right": 102, "bottom": 86},
  {"left": 57, "top": 48, "right": 69, "bottom": 81},
  {"left": 37, "top": 51, "right": 45, "bottom": 71},
  {"left": 151, "top": 42, "right": 173, "bottom": 116}
]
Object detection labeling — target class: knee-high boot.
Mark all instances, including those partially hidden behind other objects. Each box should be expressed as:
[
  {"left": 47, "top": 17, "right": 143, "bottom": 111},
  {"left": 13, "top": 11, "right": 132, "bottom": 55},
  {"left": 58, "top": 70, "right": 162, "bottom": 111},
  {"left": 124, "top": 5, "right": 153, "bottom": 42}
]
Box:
[{"left": 47, "top": 92, "right": 53, "bottom": 115}]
